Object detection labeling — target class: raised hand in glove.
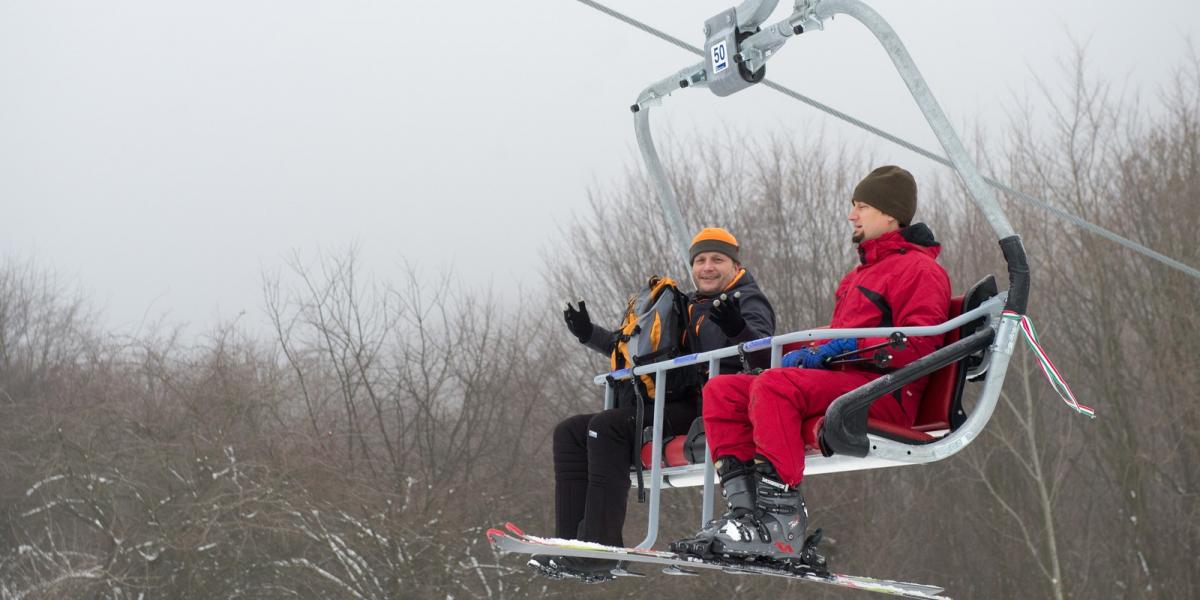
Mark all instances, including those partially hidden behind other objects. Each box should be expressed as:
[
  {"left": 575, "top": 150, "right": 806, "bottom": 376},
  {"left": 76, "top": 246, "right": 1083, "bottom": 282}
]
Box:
[
  {"left": 563, "top": 300, "right": 593, "bottom": 344},
  {"left": 781, "top": 337, "right": 858, "bottom": 369},
  {"left": 708, "top": 292, "right": 746, "bottom": 338}
]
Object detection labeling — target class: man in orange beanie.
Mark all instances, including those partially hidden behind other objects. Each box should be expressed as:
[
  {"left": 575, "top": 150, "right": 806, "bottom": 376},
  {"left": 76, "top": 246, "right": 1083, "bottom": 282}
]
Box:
[{"left": 538, "top": 227, "right": 776, "bottom": 580}]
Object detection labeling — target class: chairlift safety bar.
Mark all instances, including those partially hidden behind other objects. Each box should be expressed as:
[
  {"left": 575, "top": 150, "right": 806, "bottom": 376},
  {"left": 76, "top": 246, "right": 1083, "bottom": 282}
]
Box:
[{"left": 594, "top": 294, "right": 1005, "bottom": 386}]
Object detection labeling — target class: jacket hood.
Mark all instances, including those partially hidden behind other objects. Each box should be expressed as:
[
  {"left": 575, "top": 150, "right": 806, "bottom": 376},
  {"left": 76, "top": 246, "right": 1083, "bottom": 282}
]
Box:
[{"left": 857, "top": 223, "right": 941, "bottom": 265}]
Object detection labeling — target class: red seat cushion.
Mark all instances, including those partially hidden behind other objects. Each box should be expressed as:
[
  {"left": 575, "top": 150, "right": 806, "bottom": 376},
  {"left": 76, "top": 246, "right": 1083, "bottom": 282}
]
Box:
[{"left": 641, "top": 436, "right": 690, "bottom": 468}]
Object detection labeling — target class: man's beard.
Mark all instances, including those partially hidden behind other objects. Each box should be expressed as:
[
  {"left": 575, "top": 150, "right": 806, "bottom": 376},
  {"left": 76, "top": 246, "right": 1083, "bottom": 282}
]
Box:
[{"left": 852, "top": 231, "right": 865, "bottom": 244}]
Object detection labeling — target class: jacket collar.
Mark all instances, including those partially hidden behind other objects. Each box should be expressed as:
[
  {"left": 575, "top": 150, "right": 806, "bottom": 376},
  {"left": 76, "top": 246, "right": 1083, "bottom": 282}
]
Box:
[{"left": 856, "top": 223, "right": 941, "bottom": 265}]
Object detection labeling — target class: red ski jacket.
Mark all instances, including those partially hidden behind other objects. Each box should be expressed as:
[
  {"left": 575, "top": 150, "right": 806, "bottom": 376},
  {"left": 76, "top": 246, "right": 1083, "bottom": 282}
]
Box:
[{"left": 821, "top": 223, "right": 951, "bottom": 422}]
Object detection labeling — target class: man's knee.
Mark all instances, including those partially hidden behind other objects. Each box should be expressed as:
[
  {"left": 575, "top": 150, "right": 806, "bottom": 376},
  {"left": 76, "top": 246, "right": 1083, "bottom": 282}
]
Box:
[
  {"left": 704, "top": 373, "right": 740, "bottom": 396},
  {"left": 554, "top": 413, "right": 594, "bottom": 451},
  {"left": 750, "top": 367, "right": 817, "bottom": 399},
  {"left": 753, "top": 366, "right": 799, "bottom": 387},
  {"left": 702, "top": 374, "right": 752, "bottom": 416},
  {"left": 587, "top": 409, "right": 633, "bottom": 442},
  {"left": 748, "top": 368, "right": 812, "bottom": 415}
]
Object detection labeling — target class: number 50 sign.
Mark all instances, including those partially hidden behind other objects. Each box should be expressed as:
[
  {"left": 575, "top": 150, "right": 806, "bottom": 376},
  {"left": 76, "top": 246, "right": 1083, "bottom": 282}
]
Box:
[{"left": 711, "top": 40, "right": 729, "bottom": 74}]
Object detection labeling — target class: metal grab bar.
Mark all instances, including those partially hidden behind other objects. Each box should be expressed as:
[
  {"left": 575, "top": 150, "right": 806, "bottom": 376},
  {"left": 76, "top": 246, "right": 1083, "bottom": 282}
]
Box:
[{"left": 594, "top": 294, "right": 1004, "bottom": 386}]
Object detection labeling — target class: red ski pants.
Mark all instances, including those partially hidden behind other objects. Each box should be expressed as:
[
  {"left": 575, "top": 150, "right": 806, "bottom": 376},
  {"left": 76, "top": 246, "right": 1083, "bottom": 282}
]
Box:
[{"left": 703, "top": 368, "right": 908, "bottom": 486}]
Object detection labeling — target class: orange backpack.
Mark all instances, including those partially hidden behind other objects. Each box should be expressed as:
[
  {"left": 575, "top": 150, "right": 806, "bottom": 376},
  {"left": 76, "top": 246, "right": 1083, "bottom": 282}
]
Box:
[{"left": 610, "top": 275, "right": 688, "bottom": 400}]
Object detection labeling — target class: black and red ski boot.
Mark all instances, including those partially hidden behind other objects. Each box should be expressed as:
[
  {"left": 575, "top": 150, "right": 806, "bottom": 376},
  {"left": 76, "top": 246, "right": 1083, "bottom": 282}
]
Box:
[
  {"left": 669, "top": 456, "right": 758, "bottom": 558},
  {"left": 673, "top": 458, "right": 813, "bottom": 565}
]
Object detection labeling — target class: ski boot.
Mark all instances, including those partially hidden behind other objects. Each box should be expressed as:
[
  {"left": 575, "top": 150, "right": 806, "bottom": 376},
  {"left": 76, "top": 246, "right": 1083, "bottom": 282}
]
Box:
[
  {"left": 669, "top": 456, "right": 757, "bottom": 558},
  {"left": 673, "top": 459, "right": 815, "bottom": 567}
]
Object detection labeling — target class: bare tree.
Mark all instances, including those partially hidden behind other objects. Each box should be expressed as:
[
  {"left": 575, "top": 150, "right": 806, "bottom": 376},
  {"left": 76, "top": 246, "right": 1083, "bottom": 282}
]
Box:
[{"left": 3, "top": 51, "right": 1199, "bottom": 600}]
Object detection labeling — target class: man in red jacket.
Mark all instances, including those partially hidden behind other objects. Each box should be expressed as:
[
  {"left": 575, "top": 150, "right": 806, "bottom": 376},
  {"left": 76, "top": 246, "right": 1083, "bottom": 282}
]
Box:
[{"left": 672, "top": 165, "right": 951, "bottom": 565}]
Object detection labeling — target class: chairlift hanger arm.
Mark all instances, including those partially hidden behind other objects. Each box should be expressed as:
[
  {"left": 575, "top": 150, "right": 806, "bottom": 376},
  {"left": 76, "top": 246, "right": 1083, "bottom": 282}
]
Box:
[
  {"left": 630, "top": 1, "right": 808, "bottom": 110},
  {"left": 734, "top": 0, "right": 781, "bottom": 32}
]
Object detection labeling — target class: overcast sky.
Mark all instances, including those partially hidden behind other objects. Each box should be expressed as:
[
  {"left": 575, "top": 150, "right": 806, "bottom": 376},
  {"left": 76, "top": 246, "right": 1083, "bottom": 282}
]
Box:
[{"left": 3, "top": 0, "right": 1197, "bottom": 335}]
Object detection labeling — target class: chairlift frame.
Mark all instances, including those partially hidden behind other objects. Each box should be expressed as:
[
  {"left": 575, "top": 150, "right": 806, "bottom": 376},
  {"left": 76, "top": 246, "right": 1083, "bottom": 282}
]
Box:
[{"left": 610, "top": 0, "right": 1031, "bottom": 550}]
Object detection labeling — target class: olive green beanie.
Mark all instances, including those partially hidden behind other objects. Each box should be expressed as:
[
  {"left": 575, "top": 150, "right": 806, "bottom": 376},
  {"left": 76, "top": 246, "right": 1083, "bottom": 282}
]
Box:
[{"left": 852, "top": 165, "right": 917, "bottom": 226}]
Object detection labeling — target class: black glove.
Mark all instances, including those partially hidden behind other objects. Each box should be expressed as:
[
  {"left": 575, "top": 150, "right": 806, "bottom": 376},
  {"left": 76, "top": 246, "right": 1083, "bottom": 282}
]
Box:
[
  {"left": 563, "top": 300, "right": 593, "bottom": 344},
  {"left": 708, "top": 292, "right": 746, "bottom": 338}
]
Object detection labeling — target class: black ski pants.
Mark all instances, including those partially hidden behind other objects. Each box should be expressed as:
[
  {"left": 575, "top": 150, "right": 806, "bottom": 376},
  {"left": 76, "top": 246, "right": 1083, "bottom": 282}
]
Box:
[{"left": 552, "top": 401, "right": 698, "bottom": 547}]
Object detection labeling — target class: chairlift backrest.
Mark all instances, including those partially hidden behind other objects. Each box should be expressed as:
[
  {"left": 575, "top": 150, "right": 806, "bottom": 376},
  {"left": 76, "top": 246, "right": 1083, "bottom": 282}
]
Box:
[{"left": 914, "top": 274, "right": 999, "bottom": 433}]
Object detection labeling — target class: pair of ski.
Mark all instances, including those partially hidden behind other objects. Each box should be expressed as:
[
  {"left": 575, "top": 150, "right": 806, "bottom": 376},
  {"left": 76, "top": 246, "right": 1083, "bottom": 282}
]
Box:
[{"left": 487, "top": 522, "right": 950, "bottom": 599}]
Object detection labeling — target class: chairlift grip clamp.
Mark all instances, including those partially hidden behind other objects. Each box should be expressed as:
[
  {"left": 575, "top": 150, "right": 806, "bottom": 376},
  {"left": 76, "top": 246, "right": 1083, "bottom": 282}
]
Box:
[{"left": 704, "top": 8, "right": 766, "bottom": 97}]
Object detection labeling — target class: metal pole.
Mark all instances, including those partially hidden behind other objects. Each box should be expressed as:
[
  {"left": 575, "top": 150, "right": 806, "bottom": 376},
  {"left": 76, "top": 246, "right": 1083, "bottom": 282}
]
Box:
[
  {"left": 634, "top": 108, "right": 693, "bottom": 268},
  {"left": 637, "top": 368, "right": 669, "bottom": 549},
  {"left": 700, "top": 357, "right": 721, "bottom": 526}
]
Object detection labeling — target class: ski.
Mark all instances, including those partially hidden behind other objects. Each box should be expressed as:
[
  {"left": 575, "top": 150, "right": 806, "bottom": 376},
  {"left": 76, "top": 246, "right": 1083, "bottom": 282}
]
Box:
[{"left": 488, "top": 523, "right": 950, "bottom": 599}]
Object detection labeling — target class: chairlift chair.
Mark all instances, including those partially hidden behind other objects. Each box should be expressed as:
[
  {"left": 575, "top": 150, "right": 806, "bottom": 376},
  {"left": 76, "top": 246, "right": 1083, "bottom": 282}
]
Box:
[{"left": 605, "top": 0, "right": 1030, "bottom": 550}]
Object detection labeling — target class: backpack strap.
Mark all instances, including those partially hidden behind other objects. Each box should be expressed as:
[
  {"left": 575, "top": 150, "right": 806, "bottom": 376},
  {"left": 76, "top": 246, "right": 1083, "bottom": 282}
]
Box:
[{"left": 629, "top": 356, "right": 648, "bottom": 503}]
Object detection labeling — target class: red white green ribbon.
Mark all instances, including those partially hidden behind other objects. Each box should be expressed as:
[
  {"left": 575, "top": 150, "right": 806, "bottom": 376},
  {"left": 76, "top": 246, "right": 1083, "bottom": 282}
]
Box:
[{"left": 1002, "top": 311, "right": 1096, "bottom": 418}]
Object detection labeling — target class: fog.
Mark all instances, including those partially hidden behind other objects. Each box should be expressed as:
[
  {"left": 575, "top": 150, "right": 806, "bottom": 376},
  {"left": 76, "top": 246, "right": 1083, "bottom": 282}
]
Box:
[{"left": 3, "top": 0, "right": 1196, "bottom": 334}]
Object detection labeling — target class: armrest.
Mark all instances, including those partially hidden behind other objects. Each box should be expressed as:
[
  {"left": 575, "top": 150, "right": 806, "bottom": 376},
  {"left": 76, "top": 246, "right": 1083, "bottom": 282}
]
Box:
[{"left": 821, "top": 328, "right": 996, "bottom": 457}]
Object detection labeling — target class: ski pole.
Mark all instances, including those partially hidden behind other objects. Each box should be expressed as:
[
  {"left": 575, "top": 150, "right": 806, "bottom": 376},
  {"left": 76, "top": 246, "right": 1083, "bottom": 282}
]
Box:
[
  {"left": 822, "top": 331, "right": 906, "bottom": 366},
  {"left": 825, "top": 348, "right": 894, "bottom": 369}
]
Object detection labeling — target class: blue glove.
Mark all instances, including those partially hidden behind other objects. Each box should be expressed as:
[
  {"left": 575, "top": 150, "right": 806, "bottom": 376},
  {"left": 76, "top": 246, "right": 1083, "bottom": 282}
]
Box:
[{"left": 781, "top": 338, "right": 858, "bottom": 369}]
